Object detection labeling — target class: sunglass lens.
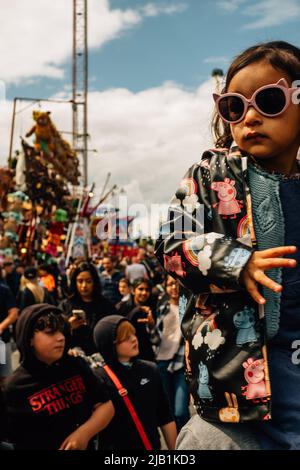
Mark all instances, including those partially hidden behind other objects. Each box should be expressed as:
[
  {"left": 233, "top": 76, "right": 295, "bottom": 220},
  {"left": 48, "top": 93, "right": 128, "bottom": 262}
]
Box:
[
  {"left": 219, "top": 96, "right": 244, "bottom": 122},
  {"left": 256, "top": 87, "right": 286, "bottom": 115}
]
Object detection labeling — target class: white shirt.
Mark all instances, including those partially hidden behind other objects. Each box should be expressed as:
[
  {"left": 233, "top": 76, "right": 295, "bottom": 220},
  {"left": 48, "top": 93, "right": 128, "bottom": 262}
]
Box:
[{"left": 157, "top": 304, "right": 182, "bottom": 361}]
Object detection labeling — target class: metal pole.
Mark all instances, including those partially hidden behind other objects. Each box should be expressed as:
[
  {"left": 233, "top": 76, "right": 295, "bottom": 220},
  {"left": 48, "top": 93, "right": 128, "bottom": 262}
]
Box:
[
  {"left": 72, "top": 0, "right": 77, "bottom": 153},
  {"left": 8, "top": 98, "right": 17, "bottom": 167},
  {"left": 72, "top": 0, "right": 88, "bottom": 187}
]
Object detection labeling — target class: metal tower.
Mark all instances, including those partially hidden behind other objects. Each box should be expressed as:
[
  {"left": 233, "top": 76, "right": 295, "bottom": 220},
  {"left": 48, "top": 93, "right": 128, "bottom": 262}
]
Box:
[{"left": 72, "top": 0, "right": 88, "bottom": 186}]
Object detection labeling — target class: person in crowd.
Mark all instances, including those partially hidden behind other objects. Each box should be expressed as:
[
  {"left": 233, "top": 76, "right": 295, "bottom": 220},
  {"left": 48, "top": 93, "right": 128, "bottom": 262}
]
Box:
[
  {"left": 59, "top": 261, "right": 116, "bottom": 355},
  {"left": 38, "top": 265, "right": 56, "bottom": 295},
  {"left": 156, "top": 275, "right": 190, "bottom": 432},
  {"left": 3, "top": 304, "right": 114, "bottom": 450},
  {"left": 17, "top": 267, "right": 55, "bottom": 310},
  {"left": 156, "top": 41, "right": 300, "bottom": 450},
  {"left": 118, "top": 277, "right": 131, "bottom": 302},
  {"left": 0, "top": 281, "right": 18, "bottom": 385},
  {"left": 125, "top": 256, "right": 148, "bottom": 284},
  {"left": 93, "top": 315, "right": 177, "bottom": 450},
  {"left": 2, "top": 260, "right": 21, "bottom": 299},
  {"left": 116, "top": 278, "right": 158, "bottom": 362},
  {"left": 99, "top": 256, "right": 123, "bottom": 306}
]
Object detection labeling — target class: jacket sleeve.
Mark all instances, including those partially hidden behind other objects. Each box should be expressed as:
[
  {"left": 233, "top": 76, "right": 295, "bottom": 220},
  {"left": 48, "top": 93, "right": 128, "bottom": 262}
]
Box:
[{"left": 155, "top": 162, "right": 253, "bottom": 294}]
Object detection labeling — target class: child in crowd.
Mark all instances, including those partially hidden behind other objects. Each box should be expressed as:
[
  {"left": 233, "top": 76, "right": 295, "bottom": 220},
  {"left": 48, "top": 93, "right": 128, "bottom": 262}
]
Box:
[
  {"left": 3, "top": 304, "right": 114, "bottom": 450},
  {"left": 156, "top": 41, "right": 300, "bottom": 450},
  {"left": 93, "top": 315, "right": 177, "bottom": 450}
]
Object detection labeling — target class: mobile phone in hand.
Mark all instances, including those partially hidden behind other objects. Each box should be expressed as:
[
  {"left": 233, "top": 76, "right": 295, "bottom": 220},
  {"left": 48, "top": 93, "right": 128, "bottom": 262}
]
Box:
[{"left": 72, "top": 309, "right": 86, "bottom": 322}]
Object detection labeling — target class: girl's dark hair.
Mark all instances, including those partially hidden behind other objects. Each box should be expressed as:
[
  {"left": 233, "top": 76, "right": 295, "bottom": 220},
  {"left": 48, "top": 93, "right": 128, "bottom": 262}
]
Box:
[
  {"left": 69, "top": 261, "right": 102, "bottom": 301},
  {"left": 132, "top": 277, "right": 153, "bottom": 291},
  {"left": 212, "top": 41, "right": 300, "bottom": 149}
]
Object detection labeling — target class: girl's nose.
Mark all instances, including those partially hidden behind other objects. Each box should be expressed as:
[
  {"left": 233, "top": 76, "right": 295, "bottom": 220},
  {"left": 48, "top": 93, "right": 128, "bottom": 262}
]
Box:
[{"left": 243, "top": 105, "right": 263, "bottom": 126}]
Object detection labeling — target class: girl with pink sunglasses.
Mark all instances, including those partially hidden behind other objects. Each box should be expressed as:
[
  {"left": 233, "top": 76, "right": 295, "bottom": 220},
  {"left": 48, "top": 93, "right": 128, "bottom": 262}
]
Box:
[{"left": 155, "top": 41, "right": 300, "bottom": 450}]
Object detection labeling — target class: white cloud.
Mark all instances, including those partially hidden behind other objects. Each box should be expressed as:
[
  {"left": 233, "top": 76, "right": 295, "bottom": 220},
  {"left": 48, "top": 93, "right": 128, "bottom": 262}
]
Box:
[
  {"left": 217, "top": 0, "right": 246, "bottom": 12},
  {"left": 0, "top": 0, "right": 187, "bottom": 84},
  {"left": 141, "top": 3, "right": 188, "bottom": 17},
  {"left": 243, "top": 0, "right": 300, "bottom": 29},
  {"left": 217, "top": 0, "right": 300, "bottom": 29},
  {"left": 1, "top": 79, "right": 214, "bottom": 217}
]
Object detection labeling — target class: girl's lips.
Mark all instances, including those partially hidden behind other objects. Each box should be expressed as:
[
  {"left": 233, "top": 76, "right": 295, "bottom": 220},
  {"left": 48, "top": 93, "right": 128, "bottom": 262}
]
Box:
[{"left": 244, "top": 132, "right": 267, "bottom": 140}]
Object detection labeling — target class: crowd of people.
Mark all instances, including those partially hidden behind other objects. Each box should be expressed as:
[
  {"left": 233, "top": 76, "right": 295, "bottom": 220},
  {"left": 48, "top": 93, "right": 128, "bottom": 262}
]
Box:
[
  {"left": 2, "top": 39, "right": 300, "bottom": 453},
  {"left": 0, "top": 246, "right": 190, "bottom": 450}
]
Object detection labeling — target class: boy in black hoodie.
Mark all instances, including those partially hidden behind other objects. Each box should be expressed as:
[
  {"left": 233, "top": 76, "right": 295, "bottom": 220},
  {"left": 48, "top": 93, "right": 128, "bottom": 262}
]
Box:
[
  {"left": 3, "top": 304, "right": 114, "bottom": 450},
  {"left": 93, "top": 315, "right": 177, "bottom": 450}
]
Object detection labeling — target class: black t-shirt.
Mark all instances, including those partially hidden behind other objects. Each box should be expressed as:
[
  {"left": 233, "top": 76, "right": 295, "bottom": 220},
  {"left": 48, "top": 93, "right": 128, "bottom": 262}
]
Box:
[
  {"left": 96, "top": 360, "right": 173, "bottom": 450},
  {"left": 0, "top": 283, "right": 17, "bottom": 343},
  {"left": 4, "top": 355, "right": 109, "bottom": 450}
]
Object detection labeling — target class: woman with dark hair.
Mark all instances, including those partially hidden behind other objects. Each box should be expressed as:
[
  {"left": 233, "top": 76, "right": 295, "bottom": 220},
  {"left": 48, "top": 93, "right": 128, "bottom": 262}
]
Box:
[
  {"left": 59, "top": 262, "right": 116, "bottom": 355},
  {"left": 116, "top": 277, "right": 159, "bottom": 362}
]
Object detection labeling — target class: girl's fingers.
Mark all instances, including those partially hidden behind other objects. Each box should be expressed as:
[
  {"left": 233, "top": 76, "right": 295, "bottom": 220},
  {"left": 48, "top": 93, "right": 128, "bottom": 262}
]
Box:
[
  {"left": 253, "top": 271, "right": 282, "bottom": 293},
  {"left": 259, "top": 258, "right": 297, "bottom": 269},
  {"left": 244, "top": 276, "right": 266, "bottom": 304},
  {"left": 260, "top": 246, "right": 297, "bottom": 258}
]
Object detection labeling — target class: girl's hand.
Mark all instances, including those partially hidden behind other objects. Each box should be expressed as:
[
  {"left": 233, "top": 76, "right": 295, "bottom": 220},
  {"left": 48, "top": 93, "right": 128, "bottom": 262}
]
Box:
[
  {"left": 68, "top": 315, "right": 87, "bottom": 330},
  {"left": 240, "top": 246, "right": 297, "bottom": 304},
  {"left": 59, "top": 429, "right": 89, "bottom": 450},
  {"left": 137, "top": 306, "right": 155, "bottom": 328}
]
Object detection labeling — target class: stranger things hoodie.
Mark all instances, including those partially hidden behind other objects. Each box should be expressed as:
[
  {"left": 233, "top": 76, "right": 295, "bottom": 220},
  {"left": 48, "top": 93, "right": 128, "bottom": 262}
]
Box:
[
  {"left": 93, "top": 315, "right": 173, "bottom": 450},
  {"left": 3, "top": 303, "right": 109, "bottom": 450}
]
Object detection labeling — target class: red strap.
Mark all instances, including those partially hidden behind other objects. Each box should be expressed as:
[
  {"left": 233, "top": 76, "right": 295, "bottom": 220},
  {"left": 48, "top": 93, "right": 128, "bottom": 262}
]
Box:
[{"left": 103, "top": 364, "right": 153, "bottom": 450}]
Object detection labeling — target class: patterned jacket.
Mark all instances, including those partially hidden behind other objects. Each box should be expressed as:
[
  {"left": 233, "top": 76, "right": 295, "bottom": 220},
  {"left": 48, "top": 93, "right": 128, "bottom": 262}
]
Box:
[{"left": 155, "top": 146, "right": 272, "bottom": 424}]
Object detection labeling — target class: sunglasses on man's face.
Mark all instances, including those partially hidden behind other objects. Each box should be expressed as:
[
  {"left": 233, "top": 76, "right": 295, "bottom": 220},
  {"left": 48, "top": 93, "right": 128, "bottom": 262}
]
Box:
[{"left": 213, "top": 78, "right": 298, "bottom": 124}]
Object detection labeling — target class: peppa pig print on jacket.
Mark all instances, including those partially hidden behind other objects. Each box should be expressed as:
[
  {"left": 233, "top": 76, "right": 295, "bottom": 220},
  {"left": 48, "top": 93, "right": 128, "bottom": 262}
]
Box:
[
  {"left": 211, "top": 178, "right": 243, "bottom": 219},
  {"left": 242, "top": 358, "right": 268, "bottom": 402}
]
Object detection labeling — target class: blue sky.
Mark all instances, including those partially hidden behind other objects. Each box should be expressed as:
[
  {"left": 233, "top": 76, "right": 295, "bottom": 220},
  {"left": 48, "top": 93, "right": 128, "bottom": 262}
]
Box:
[
  {"left": 6, "top": 0, "right": 300, "bottom": 99},
  {"left": 2, "top": 0, "right": 300, "bottom": 231}
]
